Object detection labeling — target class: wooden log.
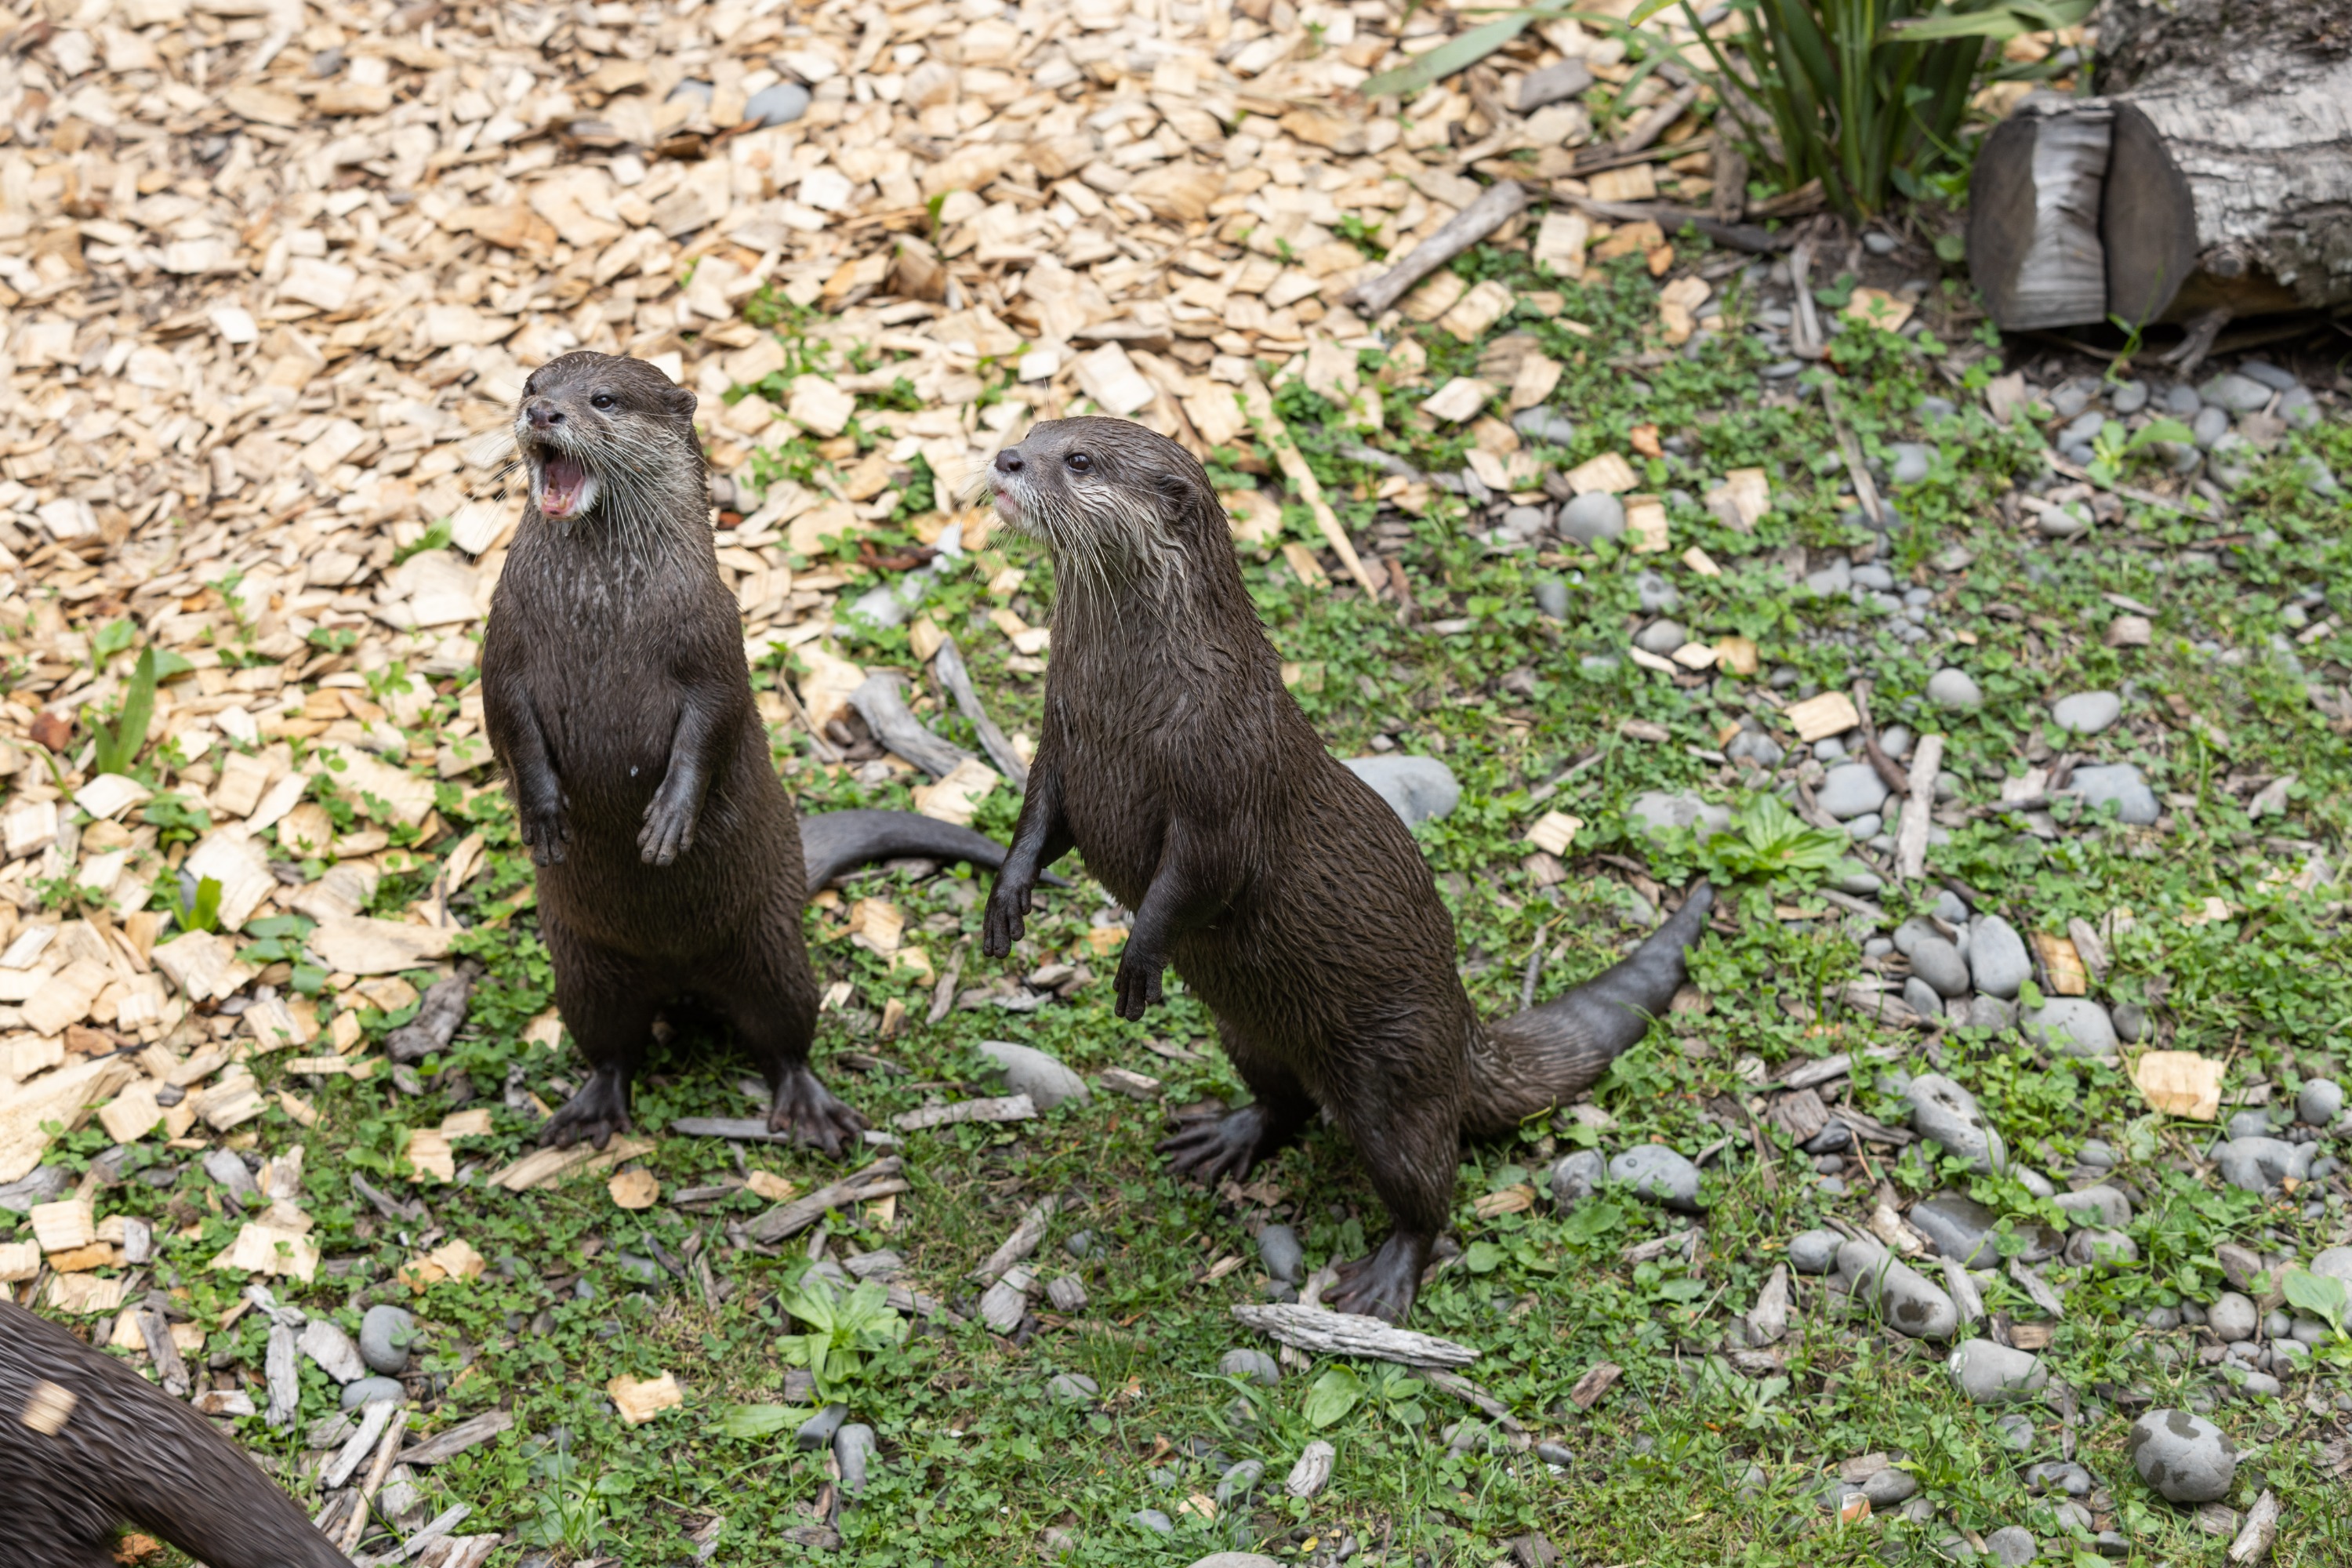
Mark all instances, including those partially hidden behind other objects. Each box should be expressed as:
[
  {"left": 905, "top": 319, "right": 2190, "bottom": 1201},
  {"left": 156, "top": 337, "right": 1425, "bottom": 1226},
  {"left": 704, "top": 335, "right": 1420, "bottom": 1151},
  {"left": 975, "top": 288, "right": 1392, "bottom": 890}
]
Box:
[
  {"left": 848, "top": 672, "right": 973, "bottom": 780},
  {"left": 1341, "top": 180, "right": 1526, "bottom": 316},
  {"left": 1967, "top": 106, "right": 2114, "bottom": 331},
  {"left": 1230, "top": 1303, "right": 1479, "bottom": 1367}
]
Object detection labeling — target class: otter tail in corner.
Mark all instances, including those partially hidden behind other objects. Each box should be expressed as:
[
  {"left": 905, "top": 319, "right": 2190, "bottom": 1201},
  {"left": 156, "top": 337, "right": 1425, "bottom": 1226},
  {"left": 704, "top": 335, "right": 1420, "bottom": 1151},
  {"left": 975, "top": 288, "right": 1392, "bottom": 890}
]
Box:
[
  {"left": 799, "top": 809, "right": 1070, "bottom": 894},
  {"left": 1461, "top": 880, "right": 1715, "bottom": 1137}
]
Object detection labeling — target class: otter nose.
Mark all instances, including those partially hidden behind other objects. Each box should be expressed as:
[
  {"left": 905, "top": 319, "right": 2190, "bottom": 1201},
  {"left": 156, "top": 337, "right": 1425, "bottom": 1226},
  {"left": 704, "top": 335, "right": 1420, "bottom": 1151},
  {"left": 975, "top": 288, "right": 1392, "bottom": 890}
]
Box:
[
  {"left": 526, "top": 400, "right": 565, "bottom": 431},
  {"left": 993, "top": 448, "right": 1023, "bottom": 477}
]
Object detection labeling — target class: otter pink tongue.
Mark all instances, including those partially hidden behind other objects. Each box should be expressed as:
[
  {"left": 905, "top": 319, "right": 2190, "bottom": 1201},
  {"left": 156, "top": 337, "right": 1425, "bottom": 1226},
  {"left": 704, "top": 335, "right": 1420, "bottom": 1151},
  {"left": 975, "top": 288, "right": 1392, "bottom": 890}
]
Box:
[{"left": 539, "top": 456, "right": 587, "bottom": 516}]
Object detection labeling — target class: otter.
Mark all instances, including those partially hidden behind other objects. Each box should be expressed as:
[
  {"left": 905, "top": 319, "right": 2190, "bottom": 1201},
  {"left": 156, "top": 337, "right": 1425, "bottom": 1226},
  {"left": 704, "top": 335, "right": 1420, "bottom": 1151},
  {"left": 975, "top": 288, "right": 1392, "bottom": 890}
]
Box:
[
  {"left": 0, "top": 1300, "right": 353, "bottom": 1567},
  {"left": 977, "top": 417, "right": 1713, "bottom": 1322},
  {"left": 481, "top": 351, "right": 1023, "bottom": 1154}
]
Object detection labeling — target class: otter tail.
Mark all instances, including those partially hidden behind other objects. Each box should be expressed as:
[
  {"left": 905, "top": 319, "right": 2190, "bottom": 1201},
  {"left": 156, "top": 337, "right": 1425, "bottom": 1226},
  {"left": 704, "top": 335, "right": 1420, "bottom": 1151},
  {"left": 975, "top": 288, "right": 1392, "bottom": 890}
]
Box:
[
  {"left": 1461, "top": 881, "right": 1715, "bottom": 1137},
  {"left": 799, "top": 809, "right": 1069, "bottom": 893}
]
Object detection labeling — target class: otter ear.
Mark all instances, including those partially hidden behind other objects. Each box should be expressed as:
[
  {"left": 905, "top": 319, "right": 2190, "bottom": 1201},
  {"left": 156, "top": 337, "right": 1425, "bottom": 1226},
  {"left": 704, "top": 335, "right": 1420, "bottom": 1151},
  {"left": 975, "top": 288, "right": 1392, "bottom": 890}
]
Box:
[
  {"left": 666, "top": 386, "right": 698, "bottom": 421},
  {"left": 1156, "top": 472, "right": 1192, "bottom": 505}
]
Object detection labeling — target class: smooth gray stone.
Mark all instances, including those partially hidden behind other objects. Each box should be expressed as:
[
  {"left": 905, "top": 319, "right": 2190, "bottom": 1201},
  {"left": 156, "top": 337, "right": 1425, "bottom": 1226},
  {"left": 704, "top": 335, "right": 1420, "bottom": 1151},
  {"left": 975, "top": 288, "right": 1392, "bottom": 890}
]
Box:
[
  {"left": 2110, "top": 1003, "right": 2147, "bottom": 1043},
  {"left": 2027, "top": 1460, "right": 2092, "bottom": 1497},
  {"left": 1842, "top": 811, "right": 1882, "bottom": 840},
  {"left": 2309, "top": 1247, "right": 2352, "bottom": 1283},
  {"left": 1131, "top": 1508, "right": 1174, "bottom": 1536},
  {"left": 1633, "top": 569, "right": 1682, "bottom": 614},
  {"left": 2128, "top": 1409, "right": 2236, "bottom": 1502},
  {"left": 2226, "top": 1108, "right": 2274, "bottom": 1141},
  {"left": 1518, "top": 56, "right": 1595, "bottom": 110},
  {"left": 2231, "top": 1369, "right": 2282, "bottom": 1398},
  {"left": 2298, "top": 1079, "right": 2344, "bottom": 1126},
  {"left": 2050, "top": 382, "right": 2094, "bottom": 418},
  {"left": 1726, "top": 729, "right": 1784, "bottom": 768},
  {"left": 742, "top": 80, "right": 812, "bottom": 126},
  {"left": 2048, "top": 691, "right": 2121, "bottom": 735},
  {"left": 2053, "top": 1185, "right": 2132, "bottom": 1228},
  {"left": 2238, "top": 360, "right": 2298, "bottom": 393},
  {"left": 2199, "top": 372, "right": 2272, "bottom": 413},
  {"left": 1864, "top": 1466, "right": 1918, "bottom": 1505},
  {"left": 1634, "top": 618, "right": 1688, "bottom": 655},
  {"left": 1994, "top": 1413, "right": 2037, "bottom": 1451},
  {"left": 1926, "top": 668, "right": 1984, "bottom": 710},
  {"left": 1950, "top": 1338, "right": 2048, "bottom": 1403},
  {"left": 1257, "top": 1224, "right": 1303, "bottom": 1283},
  {"left": 2192, "top": 405, "right": 2231, "bottom": 447},
  {"left": 1514, "top": 407, "right": 1577, "bottom": 445},
  {"left": 1558, "top": 492, "right": 1625, "bottom": 543},
  {"left": 2063, "top": 1228, "right": 2137, "bottom": 1271},
  {"left": 2208, "top": 1292, "right": 2257, "bottom": 1341},
  {"left": 1967, "top": 916, "right": 2032, "bottom": 999},
  {"left": 834, "top": 1422, "right": 877, "bottom": 1495},
  {"left": 1984, "top": 1526, "right": 2038, "bottom": 1566},
  {"left": 1533, "top": 575, "right": 1570, "bottom": 619},
  {"left": 1341, "top": 754, "right": 1461, "bottom": 826},
  {"left": 2215, "top": 1137, "right": 2311, "bottom": 1192},
  {"left": 1046, "top": 1372, "right": 1099, "bottom": 1403},
  {"left": 1500, "top": 504, "right": 1551, "bottom": 539},
  {"left": 1838, "top": 1237, "right": 1958, "bottom": 1340},
  {"left": 1910, "top": 1192, "right": 2000, "bottom": 1267},
  {"left": 2067, "top": 763, "right": 2159, "bottom": 826},
  {"left": 1817, "top": 763, "right": 1889, "bottom": 820},
  {"left": 1549, "top": 1148, "right": 1607, "bottom": 1207},
  {"left": 0, "top": 1166, "right": 70, "bottom": 1213},
  {"left": 339, "top": 1377, "right": 407, "bottom": 1410},
  {"left": 1889, "top": 442, "right": 1935, "bottom": 485},
  {"left": 2077, "top": 1138, "right": 2115, "bottom": 1168},
  {"left": 2020, "top": 998, "right": 2116, "bottom": 1057},
  {"left": 1803, "top": 1120, "right": 1852, "bottom": 1154},
  {"left": 1627, "top": 790, "right": 1730, "bottom": 843},
  {"left": 1214, "top": 1458, "right": 1265, "bottom": 1504},
  {"left": 1610, "top": 1144, "right": 1701, "bottom": 1212},
  {"left": 358, "top": 1305, "right": 416, "bottom": 1376},
  {"left": 978, "top": 1040, "right": 1091, "bottom": 1109},
  {"left": 2109, "top": 380, "right": 2147, "bottom": 413},
  {"left": 1789, "top": 1229, "right": 1843, "bottom": 1274},
  {"left": 2060, "top": 409, "right": 2106, "bottom": 448},
  {"left": 1906, "top": 1073, "right": 2005, "bottom": 1174},
  {"left": 1892, "top": 917, "right": 1940, "bottom": 957},
  {"left": 1803, "top": 557, "right": 1851, "bottom": 597},
  {"left": 797, "top": 1404, "right": 848, "bottom": 1450},
  {"left": 1904, "top": 976, "right": 1943, "bottom": 1019},
  {"left": 1218, "top": 1348, "right": 1281, "bottom": 1385},
  {"left": 1909, "top": 935, "right": 1970, "bottom": 997}
]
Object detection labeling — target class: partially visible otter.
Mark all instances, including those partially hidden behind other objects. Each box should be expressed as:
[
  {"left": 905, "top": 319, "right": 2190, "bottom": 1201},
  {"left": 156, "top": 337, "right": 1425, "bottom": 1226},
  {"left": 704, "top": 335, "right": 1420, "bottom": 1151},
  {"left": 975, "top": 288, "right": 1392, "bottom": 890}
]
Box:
[
  {"left": 978, "top": 417, "right": 1713, "bottom": 1322},
  {"left": 481, "top": 351, "right": 1022, "bottom": 1154},
  {"left": 0, "top": 1300, "right": 353, "bottom": 1567}
]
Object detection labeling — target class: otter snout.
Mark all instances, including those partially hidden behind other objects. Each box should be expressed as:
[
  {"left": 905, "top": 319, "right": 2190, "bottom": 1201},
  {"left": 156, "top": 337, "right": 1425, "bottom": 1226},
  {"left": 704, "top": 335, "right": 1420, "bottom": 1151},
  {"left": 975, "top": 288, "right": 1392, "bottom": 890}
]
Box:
[
  {"left": 525, "top": 397, "right": 567, "bottom": 432},
  {"left": 993, "top": 448, "right": 1025, "bottom": 477}
]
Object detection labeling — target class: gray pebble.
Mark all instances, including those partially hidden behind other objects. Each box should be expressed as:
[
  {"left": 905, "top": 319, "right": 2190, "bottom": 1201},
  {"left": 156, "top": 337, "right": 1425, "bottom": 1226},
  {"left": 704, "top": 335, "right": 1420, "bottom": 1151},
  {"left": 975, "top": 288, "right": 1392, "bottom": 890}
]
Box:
[
  {"left": 2049, "top": 382, "right": 2094, "bottom": 419},
  {"left": 1610, "top": 1144, "right": 1702, "bottom": 1211},
  {"left": 1046, "top": 1372, "right": 1099, "bottom": 1404},
  {"left": 1726, "top": 729, "right": 1784, "bottom": 768},
  {"left": 1064, "top": 1229, "right": 1096, "bottom": 1258},
  {"left": 1549, "top": 1148, "right": 1607, "bottom": 1207},
  {"left": 2232, "top": 1369, "right": 2283, "bottom": 1398},
  {"left": 1499, "top": 504, "right": 1552, "bottom": 540},
  {"left": 1817, "top": 763, "right": 1890, "bottom": 820},
  {"left": 1863, "top": 1466, "right": 1918, "bottom": 1506},
  {"left": 1634, "top": 618, "right": 1688, "bottom": 655},
  {"left": 2214, "top": 1136, "right": 2312, "bottom": 1192},
  {"left": 1983, "top": 1525, "right": 2037, "bottom": 1566},
  {"left": 2226, "top": 1108, "right": 2274, "bottom": 1141},
  {"left": 978, "top": 1040, "right": 1091, "bottom": 1110},
  {"left": 2026, "top": 1460, "right": 2091, "bottom": 1497},
  {"left": 2163, "top": 383, "right": 2203, "bottom": 416},
  {"left": 2208, "top": 1293, "right": 2257, "bottom": 1342},
  {"left": 2076, "top": 1138, "right": 2115, "bottom": 1168},
  {"left": 797, "top": 1403, "right": 848, "bottom": 1450},
  {"left": 1889, "top": 442, "right": 1935, "bottom": 485},
  {"left": 1627, "top": 791, "right": 1730, "bottom": 843},
  {"left": 1534, "top": 576, "right": 1570, "bottom": 619},
  {"left": 2052, "top": 1185, "right": 2132, "bottom": 1228},
  {"left": 339, "top": 1377, "right": 406, "bottom": 1410},
  {"left": 2109, "top": 1004, "right": 2147, "bottom": 1043},
  {"left": 1949, "top": 1338, "right": 2048, "bottom": 1403},
  {"left": 358, "top": 1305, "right": 416, "bottom": 1377},
  {"left": 1633, "top": 569, "right": 1682, "bottom": 615},
  {"left": 1788, "top": 1229, "right": 1843, "bottom": 1274},
  {"left": 1843, "top": 811, "right": 1882, "bottom": 840},
  {"left": 1214, "top": 1459, "right": 1265, "bottom": 1506},
  {"left": 1537, "top": 1442, "right": 1574, "bottom": 1466},
  {"left": 2109, "top": 380, "right": 2148, "bottom": 414},
  {"left": 1966, "top": 916, "right": 2032, "bottom": 999},
  {"left": 1218, "top": 1348, "right": 1281, "bottom": 1385},
  {"left": 2198, "top": 372, "right": 2272, "bottom": 413},
  {"left": 1903, "top": 976, "right": 1944, "bottom": 1019},
  {"left": 1257, "top": 1224, "right": 1303, "bottom": 1283},
  {"left": 1926, "top": 668, "right": 1984, "bottom": 710},
  {"left": 1558, "top": 492, "right": 1625, "bottom": 544},
  {"left": 1909, "top": 935, "right": 1971, "bottom": 998},
  {"left": 1131, "top": 1508, "right": 1174, "bottom": 1536},
  {"left": 1910, "top": 1192, "right": 2002, "bottom": 1267},
  {"left": 2020, "top": 998, "right": 2117, "bottom": 1057},
  {"left": 2048, "top": 691, "right": 2122, "bottom": 735},
  {"left": 2067, "top": 762, "right": 2160, "bottom": 826},
  {"left": 1341, "top": 755, "right": 1461, "bottom": 827},
  {"left": 1513, "top": 407, "right": 1577, "bottom": 445},
  {"left": 1994, "top": 1413, "right": 2037, "bottom": 1451},
  {"left": 833, "top": 1422, "right": 877, "bottom": 1496},
  {"left": 2144, "top": 1306, "right": 2180, "bottom": 1330},
  {"left": 2129, "top": 1409, "right": 2236, "bottom": 1502},
  {"left": 1838, "top": 1236, "right": 1959, "bottom": 1340},
  {"left": 2297, "top": 1079, "right": 2344, "bottom": 1127},
  {"left": 1905, "top": 1073, "right": 2006, "bottom": 1174},
  {"left": 2063, "top": 1228, "right": 2137, "bottom": 1271},
  {"left": 2192, "top": 405, "right": 2232, "bottom": 448},
  {"left": 742, "top": 80, "right": 811, "bottom": 126}
]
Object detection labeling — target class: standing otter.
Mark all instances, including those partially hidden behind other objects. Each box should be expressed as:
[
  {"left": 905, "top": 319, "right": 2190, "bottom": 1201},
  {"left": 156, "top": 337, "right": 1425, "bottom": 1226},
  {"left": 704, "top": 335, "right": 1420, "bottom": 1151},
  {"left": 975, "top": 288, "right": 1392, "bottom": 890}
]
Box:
[
  {"left": 978, "top": 418, "right": 1713, "bottom": 1322},
  {"left": 481, "top": 351, "right": 1021, "bottom": 1153},
  {"left": 0, "top": 1300, "right": 353, "bottom": 1567}
]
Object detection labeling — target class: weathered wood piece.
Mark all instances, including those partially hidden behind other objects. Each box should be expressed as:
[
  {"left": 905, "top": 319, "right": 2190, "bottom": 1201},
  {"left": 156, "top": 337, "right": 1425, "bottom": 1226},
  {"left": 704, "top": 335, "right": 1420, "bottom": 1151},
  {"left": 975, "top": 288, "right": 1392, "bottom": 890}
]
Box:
[
  {"left": 1230, "top": 1303, "right": 1479, "bottom": 1367},
  {"left": 1342, "top": 180, "right": 1528, "bottom": 316},
  {"left": 932, "top": 636, "right": 1029, "bottom": 789},
  {"left": 746, "top": 1158, "right": 907, "bottom": 1243},
  {"left": 849, "top": 672, "right": 974, "bottom": 780}
]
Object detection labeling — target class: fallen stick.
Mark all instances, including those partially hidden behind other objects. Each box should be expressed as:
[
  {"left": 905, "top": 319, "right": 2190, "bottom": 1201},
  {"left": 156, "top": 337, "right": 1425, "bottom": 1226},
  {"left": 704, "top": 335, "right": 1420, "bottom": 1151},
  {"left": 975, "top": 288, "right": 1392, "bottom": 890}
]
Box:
[
  {"left": 891, "top": 1093, "right": 1035, "bottom": 1131},
  {"left": 1422, "top": 1368, "right": 1530, "bottom": 1437},
  {"left": 932, "top": 635, "right": 1029, "bottom": 788},
  {"left": 368, "top": 1502, "right": 469, "bottom": 1567},
  {"left": 849, "top": 671, "right": 974, "bottom": 780},
  {"left": 1612, "top": 83, "right": 1700, "bottom": 155},
  {"left": 1343, "top": 179, "right": 1527, "bottom": 317},
  {"left": 1895, "top": 734, "right": 1945, "bottom": 882},
  {"left": 397, "top": 1410, "right": 514, "bottom": 1468},
  {"left": 747, "top": 1158, "right": 906, "bottom": 1244},
  {"left": 1230, "top": 1303, "right": 1479, "bottom": 1367},
  {"left": 971, "top": 1196, "right": 1058, "bottom": 1283},
  {"left": 385, "top": 960, "right": 480, "bottom": 1065},
  {"left": 339, "top": 1407, "right": 409, "bottom": 1555},
  {"left": 1241, "top": 380, "right": 1378, "bottom": 597},
  {"left": 2228, "top": 1489, "right": 2281, "bottom": 1566}
]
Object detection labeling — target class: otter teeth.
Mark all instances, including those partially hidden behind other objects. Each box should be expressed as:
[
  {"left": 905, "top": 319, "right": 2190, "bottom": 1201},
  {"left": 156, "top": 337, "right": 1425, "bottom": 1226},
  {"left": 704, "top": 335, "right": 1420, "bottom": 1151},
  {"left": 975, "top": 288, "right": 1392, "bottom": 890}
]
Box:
[{"left": 536, "top": 454, "right": 596, "bottom": 519}]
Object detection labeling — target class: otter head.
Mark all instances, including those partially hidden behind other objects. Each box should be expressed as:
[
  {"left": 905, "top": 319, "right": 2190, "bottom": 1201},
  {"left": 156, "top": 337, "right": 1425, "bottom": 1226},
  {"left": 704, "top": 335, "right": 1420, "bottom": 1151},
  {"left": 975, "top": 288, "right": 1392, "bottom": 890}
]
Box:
[
  {"left": 983, "top": 416, "right": 1212, "bottom": 592},
  {"left": 514, "top": 351, "right": 699, "bottom": 524}
]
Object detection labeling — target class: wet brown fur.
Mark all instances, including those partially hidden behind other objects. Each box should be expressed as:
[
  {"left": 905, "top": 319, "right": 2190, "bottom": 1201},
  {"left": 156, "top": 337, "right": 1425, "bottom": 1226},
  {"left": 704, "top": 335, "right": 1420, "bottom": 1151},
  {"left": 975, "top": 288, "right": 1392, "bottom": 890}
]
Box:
[
  {"left": 980, "top": 417, "right": 1712, "bottom": 1320},
  {"left": 0, "top": 1300, "right": 353, "bottom": 1568},
  {"left": 481, "top": 352, "right": 1002, "bottom": 1154}
]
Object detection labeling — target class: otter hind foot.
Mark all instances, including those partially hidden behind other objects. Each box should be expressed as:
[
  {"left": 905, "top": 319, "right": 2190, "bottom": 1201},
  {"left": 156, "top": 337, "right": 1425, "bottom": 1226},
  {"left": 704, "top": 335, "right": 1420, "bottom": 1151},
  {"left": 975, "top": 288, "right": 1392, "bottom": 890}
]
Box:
[
  {"left": 540, "top": 1064, "right": 633, "bottom": 1149},
  {"left": 1326, "top": 1229, "right": 1432, "bottom": 1323},
  {"left": 768, "top": 1065, "right": 869, "bottom": 1158},
  {"left": 1156, "top": 1103, "right": 1285, "bottom": 1186}
]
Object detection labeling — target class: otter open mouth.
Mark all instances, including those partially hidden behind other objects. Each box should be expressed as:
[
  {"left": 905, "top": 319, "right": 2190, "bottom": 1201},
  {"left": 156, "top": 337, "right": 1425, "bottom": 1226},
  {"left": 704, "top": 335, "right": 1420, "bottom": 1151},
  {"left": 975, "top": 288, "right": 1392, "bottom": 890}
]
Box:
[{"left": 534, "top": 453, "right": 596, "bottom": 520}]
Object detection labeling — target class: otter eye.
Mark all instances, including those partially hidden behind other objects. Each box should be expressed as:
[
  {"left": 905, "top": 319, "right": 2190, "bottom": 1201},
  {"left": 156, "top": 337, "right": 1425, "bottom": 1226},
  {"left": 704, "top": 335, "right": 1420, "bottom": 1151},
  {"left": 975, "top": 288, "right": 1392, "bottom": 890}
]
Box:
[
  {"left": 1065, "top": 452, "right": 1091, "bottom": 473},
  {"left": 591, "top": 392, "right": 617, "bottom": 411}
]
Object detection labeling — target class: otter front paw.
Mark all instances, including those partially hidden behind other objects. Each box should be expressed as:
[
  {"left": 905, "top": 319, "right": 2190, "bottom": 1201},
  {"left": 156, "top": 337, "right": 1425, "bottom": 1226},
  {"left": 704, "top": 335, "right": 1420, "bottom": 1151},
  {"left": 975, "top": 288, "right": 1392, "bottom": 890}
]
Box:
[
  {"left": 638, "top": 788, "right": 699, "bottom": 866},
  {"left": 1112, "top": 946, "right": 1164, "bottom": 1021},
  {"left": 981, "top": 881, "right": 1031, "bottom": 958},
  {"left": 519, "top": 798, "right": 570, "bottom": 865}
]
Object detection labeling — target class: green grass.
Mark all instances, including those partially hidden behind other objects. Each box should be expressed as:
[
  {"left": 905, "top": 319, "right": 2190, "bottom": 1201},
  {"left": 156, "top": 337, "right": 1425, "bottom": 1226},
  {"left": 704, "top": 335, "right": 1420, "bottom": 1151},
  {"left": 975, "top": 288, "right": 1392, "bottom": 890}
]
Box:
[{"left": 18, "top": 232, "right": 2352, "bottom": 1566}]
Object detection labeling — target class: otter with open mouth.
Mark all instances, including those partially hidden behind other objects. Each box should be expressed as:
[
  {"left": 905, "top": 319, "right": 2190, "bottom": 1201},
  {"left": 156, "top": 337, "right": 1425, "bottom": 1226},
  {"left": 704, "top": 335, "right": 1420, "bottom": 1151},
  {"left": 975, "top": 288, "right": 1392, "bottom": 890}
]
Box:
[
  {"left": 977, "top": 416, "right": 1711, "bottom": 1322},
  {"left": 482, "top": 351, "right": 1029, "bottom": 1153}
]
